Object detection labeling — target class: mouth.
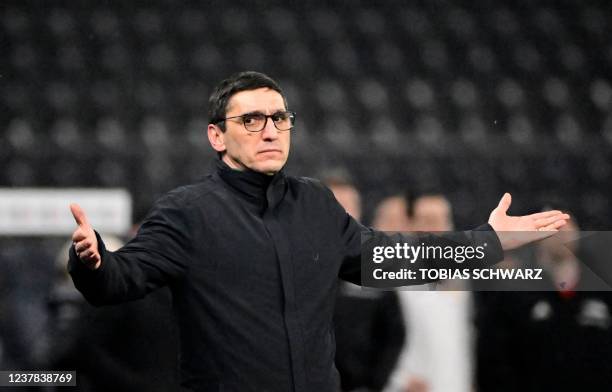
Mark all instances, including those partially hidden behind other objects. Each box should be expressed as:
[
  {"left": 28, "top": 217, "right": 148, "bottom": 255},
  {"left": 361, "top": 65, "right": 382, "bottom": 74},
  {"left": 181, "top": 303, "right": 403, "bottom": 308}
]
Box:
[{"left": 258, "top": 149, "right": 282, "bottom": 155}]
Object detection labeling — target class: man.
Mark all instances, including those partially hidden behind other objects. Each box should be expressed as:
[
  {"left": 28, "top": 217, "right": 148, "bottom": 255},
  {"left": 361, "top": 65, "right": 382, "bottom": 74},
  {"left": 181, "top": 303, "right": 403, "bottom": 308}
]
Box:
[
  {"left": 410, "top": 194, "right": 453, "bottom": 232},
  {"left": 68, "top": 71, "right": 569, "bottom": 392},
  {"left": 371, "top": 194, "right": 412, "bottom": 232},
  {"left": 388, "top": 193, "right": 472, "bottom": 392},
  {"left": 325, "top": 177, "right": 406, "bottom": 392},
  {"left": 475, "top": 216, "right": 612, "bottom": 391}
]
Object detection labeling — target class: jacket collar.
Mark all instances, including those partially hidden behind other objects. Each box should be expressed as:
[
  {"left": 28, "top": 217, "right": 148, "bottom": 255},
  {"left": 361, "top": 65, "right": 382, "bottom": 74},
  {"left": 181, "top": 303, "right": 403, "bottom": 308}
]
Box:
[{"left": 215, "top": 159, "right": 286, "bottom": 211}]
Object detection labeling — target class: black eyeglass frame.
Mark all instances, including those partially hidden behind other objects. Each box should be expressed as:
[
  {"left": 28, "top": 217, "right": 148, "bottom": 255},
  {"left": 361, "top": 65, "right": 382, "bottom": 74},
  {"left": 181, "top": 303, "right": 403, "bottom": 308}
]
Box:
[{"left": 214, "top": 111, "right": 297, "bottom": 132}]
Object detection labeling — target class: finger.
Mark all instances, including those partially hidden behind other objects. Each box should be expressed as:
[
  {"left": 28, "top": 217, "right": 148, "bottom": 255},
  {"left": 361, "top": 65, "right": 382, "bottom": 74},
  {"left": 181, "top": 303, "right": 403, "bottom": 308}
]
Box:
[
  {"left": 550, "top": 219, "right": 568, "bottom": 230},
  {"left": 80, "top": 249, "right": 97, "bottom": 260},
  {"left": 539, "top": 219, "right": 567, "bottom": 231},
  {"left": 72, "top": 228, "right": 87, "bottom": 242},
  {"left": 529, "top": 210, "right": 564, "bottom": 220},
  {"left": 495, "top": 193, "right": 512, "bottom": 214},
  {"left": 74, "top": 240, "right": 92, "bottom": 253},
  {"left": 535, "top": 214, "right": 570, "bottom": 228},
  {"left": 70, "top": 203, "right": 89, "bottom": 228}
]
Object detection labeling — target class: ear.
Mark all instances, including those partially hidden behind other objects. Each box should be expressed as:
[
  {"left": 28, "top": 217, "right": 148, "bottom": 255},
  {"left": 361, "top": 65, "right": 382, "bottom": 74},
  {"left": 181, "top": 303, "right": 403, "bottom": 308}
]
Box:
[{"left": 207, "top": 124, "right": 226, "bottom": 153}]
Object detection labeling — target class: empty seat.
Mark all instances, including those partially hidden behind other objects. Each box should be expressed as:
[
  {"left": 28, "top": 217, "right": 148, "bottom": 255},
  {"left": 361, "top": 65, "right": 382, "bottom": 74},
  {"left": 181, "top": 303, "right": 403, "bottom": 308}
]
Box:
[
  {"left": 145, "top": 42, "right": 178, "bottom": 75},
  {"left": 90, "top": 80, "right": 123, "bottom": 111},
  {"left": 308, "top": 7, "right": 344, "bottom": 39},
  {"left": 264, "top": 7, "right": 298, "bottom": 41},
  {"left": 414, "top": 115, "right": 446, "bottom": 151},
  {"left": 555, "top": 113, "right": 584, "bottom": 150},
  {"left": 397, "top": 7, "right": 433, "bottom": 38},
  {"left": 445, "top": 6, "right": 477, "bottom": 41},
  {"left": 177, "top": 81, "right": 209, "bottom": 114},
  {"left": 135, "top": 81, "right": 166, "bottom": 111},
  {"left": 190, "top": 44, "right": 225, "bottom": 73},
  {"left": 234, "top": 42, "right": 266, "bottom": 71},
  {"left": 327, "top": 41, "right": 361, "bottom": 76},
  {"left": 487, "top": 8, "right": 520, "bottom": 38},
  {"left": 590, "top": 79, "right": 612, "bottom": 111},
  {"left": 134, "top": 8, "right": 164, "bottom": 39},
  {"left": 496, "top": 78, "right": 525, "bottom": 110},
  {"left": 5, "top": 159, "right": 37, "bottom": 186},
  {"left": 506, "top": 113, "right": 535, "bottom": 147},
  {"left": 450, "top": 78, "right": 479, "bottom": 109},
  {"left": 321, "top": 117, "right": 358, "bottom": 153},
  {"left": 405, "top": 79, "right": 435, "bottom": 110},
  {"left": 99, "top": 44, "right": 131, "bottom": 74},
  {"left": 558, "top": 44, "right": 586, "bottom": 74},
  {"left": 369, "top": 117, "right": 402, "bottom": 155},
  {"left": 356, "top": 79, "right": 388, "bottom": 112},
  {"left": 420, "top": 39, "right": 449, "bottom": 73},
  {"left": 374, "top": 42, "right": 405, "bottom": 75},
  {"left": 467, "top": 44, "right": 497, "bottom": 74},
  {"left": 140, "top": 116, "right": 170, "bottom": 151},
  {"left": 11, "top": 44, "right": 38, "bottom": 74},
  {"left": 95, "top": 117, "right": 128, "bottom": 153},
  {"left": 542, "top": 77, "right": 570, "bottom": 109},
  {"left": 176, "top": 8, "right": 208, "bottom": 38},
  {"left": 513, "top": 43, "right": 543, "bottom": 74},
  {"left": 47, "top": 8, "right": 76, "bottom": 39},
  {"left": 314, "top": 79, "right": 347, "bottom": 113},
  {"left": 90, "top": 8, "right": 121, "bottom": 39},
  {"left": 221, "top": 8, "right": 251, "bottom": 37},
  {"left": 95, "top": 158, "right": 129, "bottom": 187},
  {"left": 44, "top": 82, "right": 78, "bottom": 113},
  {"left": 49, "top": 117, "right": 81, "bottom": 152},
  {"left": 280, "top": 42, "right": 315, "bottom": 76},
  {"left": 533, "top": 7, "right": 566, "bottom": 38},
  {"left": 353, "top": 8, "right": 385, "bottom": 37},
  {"left": 459, "top": 114, "right": 488, "bottom": 146},
  {"left": 6, "top": 118, "right": 36, "bottom": 154},
  {"left": 56, "top": 44, "right": 85, "bottom": 73},
  {"left": 2, "top": 82, "right": 31, "bottom": 112}
]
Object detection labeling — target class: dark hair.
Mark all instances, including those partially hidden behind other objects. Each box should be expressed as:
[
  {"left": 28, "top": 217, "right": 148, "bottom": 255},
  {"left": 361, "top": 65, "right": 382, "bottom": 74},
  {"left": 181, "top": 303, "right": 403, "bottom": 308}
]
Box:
[{"left": 208, "top": 71, "right": 287, "bottom": 131}]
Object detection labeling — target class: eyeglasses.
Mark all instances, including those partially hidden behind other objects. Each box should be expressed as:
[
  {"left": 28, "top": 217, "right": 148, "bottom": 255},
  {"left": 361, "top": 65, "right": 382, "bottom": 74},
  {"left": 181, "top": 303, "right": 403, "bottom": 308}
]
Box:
[{"left": 215, "top": 111, "right": 296, "bottom": 132}]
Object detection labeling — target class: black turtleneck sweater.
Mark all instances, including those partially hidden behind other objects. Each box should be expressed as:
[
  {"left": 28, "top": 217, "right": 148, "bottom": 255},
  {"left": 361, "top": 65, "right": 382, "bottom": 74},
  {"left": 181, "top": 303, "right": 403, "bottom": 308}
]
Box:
[{"left": 68, "top": 159, "right": 502, "bottom": 392}]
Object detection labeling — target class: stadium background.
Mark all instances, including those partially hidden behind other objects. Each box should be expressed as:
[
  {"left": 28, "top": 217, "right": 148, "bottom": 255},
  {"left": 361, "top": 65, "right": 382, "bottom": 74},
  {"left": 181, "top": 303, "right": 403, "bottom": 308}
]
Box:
[{"left": 1, "top": 0, "right": 611, "bottom": 387}]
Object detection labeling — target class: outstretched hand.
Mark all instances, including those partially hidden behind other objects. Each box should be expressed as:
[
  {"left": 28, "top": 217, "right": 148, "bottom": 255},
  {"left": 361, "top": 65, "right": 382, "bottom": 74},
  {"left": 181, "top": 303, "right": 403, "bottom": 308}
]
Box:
[
  {"left": 488, "top": 193, "right": 570, "bottom": 250},
  {"left": 70, "top": 203, "right": 101, "bottom": 270}
]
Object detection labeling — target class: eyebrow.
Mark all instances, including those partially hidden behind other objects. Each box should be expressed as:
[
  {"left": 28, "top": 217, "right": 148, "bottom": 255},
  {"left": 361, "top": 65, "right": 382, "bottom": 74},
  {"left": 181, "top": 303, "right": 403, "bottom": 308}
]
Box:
[{"left": 240, "top": 109, "right": 287, "bottom": 116}]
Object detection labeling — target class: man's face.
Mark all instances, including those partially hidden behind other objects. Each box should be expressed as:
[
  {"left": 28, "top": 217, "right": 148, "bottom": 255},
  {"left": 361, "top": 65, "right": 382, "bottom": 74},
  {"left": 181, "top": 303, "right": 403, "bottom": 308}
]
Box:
[
  {"left": 210, "top": 88, "right": 290, "bottom": 175},
  {"left": 412, "top": 195, "right": 453, "bottom": 231},
  {"left": 372, "top": 196, "right": 411, "bottom": 232}
]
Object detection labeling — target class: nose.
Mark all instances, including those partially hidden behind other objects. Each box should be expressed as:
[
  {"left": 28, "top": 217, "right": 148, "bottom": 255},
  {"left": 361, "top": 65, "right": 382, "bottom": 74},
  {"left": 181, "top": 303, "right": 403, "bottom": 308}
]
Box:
[{"left": 260, "top": 117, "right": 279, "bottom": 141}]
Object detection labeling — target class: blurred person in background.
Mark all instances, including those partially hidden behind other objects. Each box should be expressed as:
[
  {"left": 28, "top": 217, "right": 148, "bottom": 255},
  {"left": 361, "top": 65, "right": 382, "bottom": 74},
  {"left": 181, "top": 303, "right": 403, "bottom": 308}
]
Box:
[
  {"left": 47, "top": 235, "right": 180, "bottom": 392},
  {"left": 474, "top": 215, "right": 612, "bottom": 391},
  {"left": 387, "top": 192, "right": 473, "bottom": 392},
  {"left": 371, "top": 194, "right": 412, "bottom": 233},
  {"left": 325, "top": 177, "right": 406, "bottom": 392}
]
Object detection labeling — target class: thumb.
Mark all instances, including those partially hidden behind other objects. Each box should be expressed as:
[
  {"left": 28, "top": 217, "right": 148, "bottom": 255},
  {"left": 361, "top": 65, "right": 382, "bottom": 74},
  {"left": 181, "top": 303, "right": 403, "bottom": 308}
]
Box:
[
  {"left": 495, "top": 193, "right": 512, "bottom": 215},
  {"left": 70, "top": 203, "right": 90, "bottom": 228}
]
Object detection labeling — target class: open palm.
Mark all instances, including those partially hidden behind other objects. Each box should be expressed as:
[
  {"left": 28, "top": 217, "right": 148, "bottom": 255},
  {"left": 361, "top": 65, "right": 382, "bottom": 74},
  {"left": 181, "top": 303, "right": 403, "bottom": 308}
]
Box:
[{"left": 488, "top": 193, "right": 570, "bottom": 250}]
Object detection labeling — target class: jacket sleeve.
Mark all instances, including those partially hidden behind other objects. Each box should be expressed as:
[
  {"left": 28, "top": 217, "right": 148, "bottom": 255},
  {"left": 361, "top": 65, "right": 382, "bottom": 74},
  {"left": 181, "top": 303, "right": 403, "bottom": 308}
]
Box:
[
  {"left": 68, "top": 193, "right": 194, "bottom": 306},
  {"left": 319, "top": 187, "right": 504, "bottom": 286}
]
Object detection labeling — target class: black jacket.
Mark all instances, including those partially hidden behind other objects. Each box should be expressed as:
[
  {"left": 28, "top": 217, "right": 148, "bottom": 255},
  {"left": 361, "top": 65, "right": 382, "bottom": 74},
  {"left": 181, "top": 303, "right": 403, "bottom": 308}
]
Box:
[
  {"left": 69, "top": 160, "right": 502, "bottom": 392},
  {"left": 334, "top": 283, "right": 405, "bottom": 391}
]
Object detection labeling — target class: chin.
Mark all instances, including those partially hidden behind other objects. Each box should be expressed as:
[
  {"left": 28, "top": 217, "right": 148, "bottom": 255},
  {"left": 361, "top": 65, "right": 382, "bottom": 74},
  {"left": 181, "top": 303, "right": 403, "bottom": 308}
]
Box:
[{"left": 252, "top": 159, "right": 285, "bottom": 175}]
